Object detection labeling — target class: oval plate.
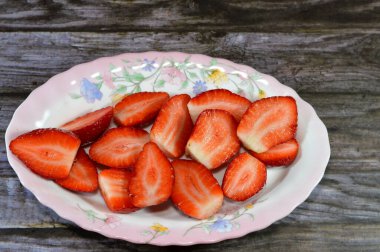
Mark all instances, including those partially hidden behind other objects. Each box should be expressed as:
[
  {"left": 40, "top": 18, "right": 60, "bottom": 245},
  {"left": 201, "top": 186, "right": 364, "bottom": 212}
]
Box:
[{"left": 5, "top": 52, "right": 330, "bottom": 245}]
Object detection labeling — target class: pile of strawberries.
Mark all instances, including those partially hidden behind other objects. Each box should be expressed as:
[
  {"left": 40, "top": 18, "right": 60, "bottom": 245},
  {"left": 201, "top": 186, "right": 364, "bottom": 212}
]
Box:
[{"left": 9, "top": 89, "right": 299, "bottom": 220}]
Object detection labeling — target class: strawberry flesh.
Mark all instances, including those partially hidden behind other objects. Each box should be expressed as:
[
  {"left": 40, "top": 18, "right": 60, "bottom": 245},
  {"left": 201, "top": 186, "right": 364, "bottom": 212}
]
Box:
[
  {"left": 251, "top": 138, "right": 299, "bottom": 166},
  {"left": 98, "top": 169, "right": 138, "bottom": 213},
  {"left": 186, "top": 109, "right": 240, "bottom": 170},
  {"left": 150, "top": 94, "right": 193, "bottom": 158},
  {"left": 61, "top": 106, "right": 113, "bottom": 145},
  {"left": 129, "top": 142, "right": 173, "bottom": 208},
  {"left": 222, "top": 153, "right": 267, "bottom": 201},
  {"left": 187, "top": 89, "right": 251, "bottom": 122},
  {"left": 9, "top": 128, "right": 81, "bottom": 179},
  {"left": 89, "top": 127, "right": 150, "bottom": 169},
  {"left": 171, "top": 159, "right": 223, "bottom": 219},
  {"left": 114, "top": 92, "right": 169, "bottom": 127},
  {"left": 55, "top": 148, "right": 99, "bottom": 192},
  {"left": 237, "top": 96, "right": 298, "bottom": 153}
]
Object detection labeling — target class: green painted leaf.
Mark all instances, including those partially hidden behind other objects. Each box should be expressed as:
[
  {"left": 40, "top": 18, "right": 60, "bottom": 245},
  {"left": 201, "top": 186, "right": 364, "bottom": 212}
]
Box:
[
  {"left": 116, "top": 85, "right": 128, "bottom": 94},
  {"left": 69, "top": 93, "right": 82, "bottom": 99},
  {"left": 95, "top": 75, "right": 103, "bottom": 81},
  {"left": 184, "top": 55, "right": 191, "bottom": 63},
  {"left": 210, "top": 58, "right": 217, "bottom": 66},
  {"left": 131, "top": 73, "right": 145, "bottom": 82},
  {"left": 109, "top": 64, "right": 117, "bottom": 71},
  {"left": 180, "top": 80, "right": 189, "bottom": 90},
  {"left": 155, "top": 79, "right": 165, "bottom": 88},
  {"left": 95, "top": 82, "right": 102, "bottom": 89},
  {"left": 188, "top": 71, "right": 199, "bottom": 79},
  {"left": 132, "top": 85, "right": 142, "bottom": 93}
]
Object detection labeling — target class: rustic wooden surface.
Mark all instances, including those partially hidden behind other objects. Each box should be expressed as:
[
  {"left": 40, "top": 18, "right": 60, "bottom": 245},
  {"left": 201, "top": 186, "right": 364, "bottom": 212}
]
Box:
[{"left": 1, "top": 0, "right": 379, "bottom": 251}]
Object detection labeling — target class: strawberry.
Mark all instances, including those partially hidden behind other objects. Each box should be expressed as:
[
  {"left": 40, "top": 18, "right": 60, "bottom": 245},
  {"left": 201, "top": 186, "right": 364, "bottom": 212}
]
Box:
[
  {"left": 98, "top": 169, "right": 138, "bottom": 213},
  {"left": 60, "top": 106, "right": 113, "bottom": 145},
  {"left": 171, "top": 159, "right": 223, "bottom": 219},
  {"left": 186, "top": 109, "right": 240, "bottom": 170},
  {"left": 129, "top": 142, "right": 173, "bottom": 208},
  {"left": 150, "top": 94, "right": 193, "bottom": 158},
  {"left": 237, "top": 96, "right": 298, "bottom": 153},
  {"left": 222, "top": 153, "right": 267, "bottom": 201},
  {"left": 89, "top": 127, "right": 149, "bottom": 168},
  {"left": 251, "top": 138, "right": 299, "bottom": 166},
  {"left": 113, "top": 92, "right": 169, "bottom": 127},
  {"left": 187, "top": 89, "right": 251, "bottom": 122},
  {"left": 55, "top": 148, "right": 98, "bottom": 192},
  {"left": 9, "top": 128, "right": 80, "bottom": 179}
]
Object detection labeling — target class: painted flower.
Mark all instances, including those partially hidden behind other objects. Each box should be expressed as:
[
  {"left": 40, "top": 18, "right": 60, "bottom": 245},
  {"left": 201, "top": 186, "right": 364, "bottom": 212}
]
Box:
[
  {"left": 80, "top": 78, "right": 103, "bottom": 103},
  {"left": 245, "top": 203, "right": 254, "bottom": 209},
  {"left": 111, "top": 93, "right": 125, "bottom": 104},
  {"left": 150, "top": 223, "right": 169, "bottom": 233},
  {"left": 206, "top": 69, "right": 228, "bottom": 87},
  {"left": 104, "top": 215, "right": 122, "bottom": 229},
  {"left": 193, "top": 80, "right": 207, "bottom": 95},
  {"left": 103, "top": 72, "right": 115, "bottom": 89},
  {"left": 161, "top": 67, "right": 186, "bottom": 85},
  {"left": 210, "top": 218, "right": 233, "bottom": 233},
  {"left": 142, "top": 59, "right": 156, "bottom": 72},
  {"left": 258, "top": 89, "right": 266, "bottom": 99}
]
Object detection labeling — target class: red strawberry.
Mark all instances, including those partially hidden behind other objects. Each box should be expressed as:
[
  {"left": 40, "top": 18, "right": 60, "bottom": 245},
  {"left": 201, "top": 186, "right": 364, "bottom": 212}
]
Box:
[
  {"left": 113, "top": 92, "right": 169, "bottom": 127},
  {"left": 222, "top": 153, "right": 267, "bottom": 201},
  {"left": 98, "top": 169, "right": 138, "bottom": 213},
  {"left": 89, "top": 127, "right": 149, "bottom": 168},
  {"left": 251, "top": 139, "right": 299, "bottom": 166},
  {"left": 150, "top": 94, "right": 193, "bottom": 158},
  {"left": 186, "top": 109, "right": 240, "bottom": 170},
  {"left": 9, "top": 128, "right": 80, "bottom": 179},
  {"left": 237, "top": 96, "right": 298, "bottom": 153},
  {"left": 129, "top": 142, "right": 173, "bottom": 208},
  {"left": 171, "top": 159, "right": 223, "bottom": 219},
  {"left": 187, "top": 89, "right": 251, "bottom": 122},
  {"left": 55, "top": 148, "right": 98, "bottom": 192},
  {"left": 60, "top": 106, "right": 113, "bottom": 145}
]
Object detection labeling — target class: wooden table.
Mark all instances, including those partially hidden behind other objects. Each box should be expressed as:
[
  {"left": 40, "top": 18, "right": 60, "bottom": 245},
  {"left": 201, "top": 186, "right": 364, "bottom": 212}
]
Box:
[{"left": 1, "top": 1, "right": 379, "bottom": 251}]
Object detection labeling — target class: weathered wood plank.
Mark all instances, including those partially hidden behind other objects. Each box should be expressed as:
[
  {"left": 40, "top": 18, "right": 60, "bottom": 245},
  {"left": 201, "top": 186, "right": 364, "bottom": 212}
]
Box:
[
  {"left": 0, "top": 32, "right": 379, "bottom": 95},
  {"left": 0, "top": 224, "right": 379, "bottom": 251},
  {"left": 0, "top": 0, "right": 379, "bottom": 32}
]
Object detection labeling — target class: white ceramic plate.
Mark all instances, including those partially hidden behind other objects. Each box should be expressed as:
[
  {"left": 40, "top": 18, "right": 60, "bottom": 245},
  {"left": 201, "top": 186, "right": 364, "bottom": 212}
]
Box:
[{"left": 5, "top": 52, "right": 330, "bottom": 245}]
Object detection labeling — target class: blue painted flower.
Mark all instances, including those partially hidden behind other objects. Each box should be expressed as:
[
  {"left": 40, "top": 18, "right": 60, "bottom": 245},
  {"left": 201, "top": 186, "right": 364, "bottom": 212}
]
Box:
[
  {"left": 210, "top": 218, "right": 232, "bottom": 233},
  {"left": 193, "top": 80, "right": 207, "bottom": 95},
  {"left": 80, "top": 78, "right": 103, "bottom": 103},
  {"left": 142, "top": 59, "right": 156, "bottom": 72}
]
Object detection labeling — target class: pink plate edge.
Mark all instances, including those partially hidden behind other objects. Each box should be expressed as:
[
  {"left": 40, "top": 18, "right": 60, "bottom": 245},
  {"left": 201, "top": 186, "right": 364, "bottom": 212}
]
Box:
[{"left": 5, "top": 51, "right": 331, "bottom": 246}]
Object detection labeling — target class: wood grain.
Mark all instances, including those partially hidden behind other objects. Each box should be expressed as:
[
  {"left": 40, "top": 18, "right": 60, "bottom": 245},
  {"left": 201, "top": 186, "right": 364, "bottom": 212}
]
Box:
[
  {"left": 0, "top": 32, "right": 379, "bottom": 94},
  {"left": 0, "top": 0, "right": 379, "bottom": 32}
]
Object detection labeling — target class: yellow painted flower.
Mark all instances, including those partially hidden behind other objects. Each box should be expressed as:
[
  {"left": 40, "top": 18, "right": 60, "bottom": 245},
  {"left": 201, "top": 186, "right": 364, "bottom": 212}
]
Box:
[
  {"left": 206, "top": 69, "right": 228, "bottom": 87},
  {"left": 258, "top": 89, "right": 266, "bottom": 99},
  {"left": 150, "top": 223, "right": 169, "bottom": 233},
  {"left": 245, "top": 203, "right": 254, "bottom": 209},
  {"left": 111, "top": 93, "right": 125, "bottom": 104}
]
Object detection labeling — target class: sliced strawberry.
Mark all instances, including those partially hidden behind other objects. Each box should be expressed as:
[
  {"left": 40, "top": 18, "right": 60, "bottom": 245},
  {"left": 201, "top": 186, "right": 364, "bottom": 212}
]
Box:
[
  {"left": 98, "top": 169, "right": 138, "bottom": 213},
  {"left": 171, "top": 159, "right": 223, "bottom": 219},
  {"left": 237, "top": 96, "right": 298, "bottom": 153},
  {"left": 186, "top": 109, "right": 240, "bottom": 170},
  {"left": 55, "top": 148, "right": 98, "bottom": 192},
  {"left": 150, "top": 94, "right": 193, "bottom": 158},
  {"left": 251, "top": 138, "right": 299, "bottom": 166},
  {"left": 129, "top": 142, "right": 173, "bottom": 208},
  {"left": 187, "top": 89, "right": 251, "bottom": 122},
  {"left": 9, "top": 128, "right": 80, "bottom": 179},
  {"left": 222, "top": 153, "right": 267, "bottom": 201},
  {"left": 89, "top": 127, "right": 149, "bottom": 168},
  {"left": 113, "top": 92, "right": 169, "bottom": 127},
  {"left": 61, "top": 106, "right": 113, "bottom": 145}
]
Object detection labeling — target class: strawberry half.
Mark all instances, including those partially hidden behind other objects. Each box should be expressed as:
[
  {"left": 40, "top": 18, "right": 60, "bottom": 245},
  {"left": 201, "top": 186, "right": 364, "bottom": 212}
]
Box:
[
  {"left": 186, "top": 109, "right": 240, "bottom": 170},
  {"left": 60, "top": 106, "right": 113, "bottom": 145},
  {"left": 222, "top": 153, "right": 267, "bottom": 201},
  {"left": 251, "top": 138, "right": 299, "bottom": 166},
  {"left": 187, "top": 89, "right": 251, "bottom": 122},
  {"left": 150, "top": 94, "right": 193, "bottom": 158},
  {"left": 237, "top": 96, "right": 298, "bottom": 153},
  {"left": 98, "top": 169, "right": 138, "bottom": 213},
  {"left": 9, "top": 128, "right": 80, "bottom": 179},
  {"left": 55, "top": 148, "right": 98, "bottom": 192},
  {"left": 129, "top": 142, "right": 173, "bottom": 208},
  {"left": 171, "top": 159, "right": 223, "bottom": 219},
  {"left": 89, "top": 127, "right": 149, "bottom": 169},
  {"left": 113, "top": 92, "right": 169, "bottom": 127}
]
